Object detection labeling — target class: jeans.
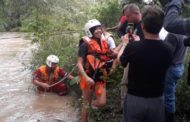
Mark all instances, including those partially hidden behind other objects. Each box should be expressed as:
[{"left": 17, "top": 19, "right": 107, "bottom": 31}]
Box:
[{"left": 164, "top": 64, "right": 184, "bottom": 113}]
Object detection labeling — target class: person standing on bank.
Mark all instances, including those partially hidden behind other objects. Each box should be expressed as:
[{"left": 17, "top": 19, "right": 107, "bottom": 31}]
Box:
[
  {"left": 164, "top": 33, "right": 188, "bottom": 122},
  {"left": 117, "top": 5, "right": 172, "bottom": 122},
  {"left": 77, "top": 19, "right": 116, "bottom": 122},
  {"left": 117, "top": 3, "right": 144, "bottom": 39},
  {"left": 117, "top": 3, "right": 144, "bottom": 109}
]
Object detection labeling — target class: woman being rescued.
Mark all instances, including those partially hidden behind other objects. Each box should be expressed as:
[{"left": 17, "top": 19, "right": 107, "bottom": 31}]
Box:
[{"left": 77, "top": 19, "right": 117, "bottom": 122}]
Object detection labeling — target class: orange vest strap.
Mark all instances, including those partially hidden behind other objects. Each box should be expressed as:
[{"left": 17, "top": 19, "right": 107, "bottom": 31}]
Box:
[{"left": 86, "top": 55, "right": 106, "bottom": 70}]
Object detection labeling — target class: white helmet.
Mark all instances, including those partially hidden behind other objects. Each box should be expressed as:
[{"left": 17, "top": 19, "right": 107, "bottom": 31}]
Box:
[
  {"left": 84, "top": 19, "right": 101, "bottom": 37},
  {"left": 46, "top": 55, "right": 59, "bottom": 67}
]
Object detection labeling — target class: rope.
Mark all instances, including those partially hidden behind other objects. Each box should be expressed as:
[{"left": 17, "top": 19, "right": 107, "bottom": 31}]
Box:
[
  {"left": 0, "top": 29, "right": 83, "bottom": 40},
  {"left": 49, "top": 65, "right": 77, "bottom": 88}
]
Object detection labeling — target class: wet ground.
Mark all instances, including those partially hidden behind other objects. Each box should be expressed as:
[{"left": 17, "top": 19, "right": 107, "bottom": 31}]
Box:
[{"left": 0, "top": 32, "right": 79, "bottom": 122}]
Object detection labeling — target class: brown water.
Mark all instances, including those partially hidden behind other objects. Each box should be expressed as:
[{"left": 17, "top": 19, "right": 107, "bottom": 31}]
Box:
[{"left": 0, "top": 32, "right": 79, "bottom": 122}]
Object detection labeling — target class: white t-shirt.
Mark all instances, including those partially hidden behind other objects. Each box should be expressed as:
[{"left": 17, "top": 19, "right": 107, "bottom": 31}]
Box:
[{"left": 107, "top": 36, "right": 116, "bottom": 49}]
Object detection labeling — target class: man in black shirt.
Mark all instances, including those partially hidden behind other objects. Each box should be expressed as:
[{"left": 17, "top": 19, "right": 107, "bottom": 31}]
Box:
[
  {"left": 117, "top": 3, "right": 144, "bottom": 40},
  {"left": 117, "top": 5, "right": 173, "bottom": 122},
  {"left": 117, "top": 3, "right": 144, "bottom": 109}
]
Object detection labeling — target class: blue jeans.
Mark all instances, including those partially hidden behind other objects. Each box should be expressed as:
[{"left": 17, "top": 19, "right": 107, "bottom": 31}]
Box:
[{"left": 164, "top": 64, "right": 184, "bottom": 113}]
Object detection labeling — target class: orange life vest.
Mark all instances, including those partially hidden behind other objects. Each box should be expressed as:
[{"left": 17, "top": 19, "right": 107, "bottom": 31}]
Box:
[
  {"left": 81, "top": 36, "right": 111, "bottom": 82},
  {"left": 38, "top": 65, "right": 60, "bottom": 84},
  {"left": 82, "top": 36, "right": 111, "bottom": 62}
]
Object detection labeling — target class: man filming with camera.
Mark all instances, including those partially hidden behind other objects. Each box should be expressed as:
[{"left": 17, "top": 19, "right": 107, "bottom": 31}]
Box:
[
  {"left": 117, "top": 5, "right": 173, "bottom": 122},
  {"left": 116, "top": 3, "right": 144, "bottom": 109},
  {"left": 117, "top": 4, "right": 144, "bottom": 40}
]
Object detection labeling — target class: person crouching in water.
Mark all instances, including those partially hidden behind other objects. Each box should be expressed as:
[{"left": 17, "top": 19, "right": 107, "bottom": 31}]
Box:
[
  {"left": 32, "top": 54, "right": 73, "bottom": 96},
  {"left": 77, "top": 19, "right": 116, "bottom": 122}
]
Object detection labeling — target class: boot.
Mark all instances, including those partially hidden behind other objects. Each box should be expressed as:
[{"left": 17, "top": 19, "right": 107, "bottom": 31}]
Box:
[{"left": 165, "top": 112, "right": 175, "bottom": 122}]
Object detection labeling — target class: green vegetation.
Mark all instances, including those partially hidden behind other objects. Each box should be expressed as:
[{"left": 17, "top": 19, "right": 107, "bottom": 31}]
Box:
[{"left": 1, "top": 0, "right": 190, "bottom": 121}]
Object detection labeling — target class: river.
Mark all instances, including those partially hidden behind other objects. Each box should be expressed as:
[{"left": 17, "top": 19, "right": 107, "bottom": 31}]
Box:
[{"left": 0, "top": 32, "right": 79, "bottom": 122}]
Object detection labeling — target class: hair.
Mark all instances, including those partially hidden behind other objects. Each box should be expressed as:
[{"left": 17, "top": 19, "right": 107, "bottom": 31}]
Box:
[
  {"left": 121, "top": 2, "right": 127, "bottom": 8},
  {"left": 142, "top": 5, "right": 164, "bottom": 34},
  {"left": 125, "top": 3, "right": 140, "bottom": 14},
  {"left": 122, "top": 4, "right": 128, "bottom": 14},
  {"left": 89, "top": 25, "right": 100, "bottom": 36}
]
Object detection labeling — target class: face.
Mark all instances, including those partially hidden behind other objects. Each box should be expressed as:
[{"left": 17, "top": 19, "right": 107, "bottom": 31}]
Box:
[
  {"left": 51, "top": 63, "right": 57, "bottom": 70},
  {"left": 126, "top": 10, "right": 141, "bottom": 23},
  {"left": 93, "top": 26, "right": 102, "bottom": 39}
]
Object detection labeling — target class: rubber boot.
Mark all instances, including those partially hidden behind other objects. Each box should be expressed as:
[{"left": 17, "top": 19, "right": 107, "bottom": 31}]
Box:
[{"left": 165, "top": 112, "right": 175, "bottom": 122}]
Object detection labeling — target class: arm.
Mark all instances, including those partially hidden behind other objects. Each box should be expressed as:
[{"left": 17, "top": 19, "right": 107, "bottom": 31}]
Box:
[
  {"left": 77, "top": 57, "right": 94, "bottom": 85},
  {"left": 114, "top": 34, "right": 140, "bottom": 58},
  {"left": 32, "top": 70, "right": 50, "bottom": 89},
  {"left": 117, "top": 34, "right": 139, "bottom": 65},
  {"left": 117, "top": 35, "right": 129, "bottom": 64},
  {"left": 33, "top": 79, "right": 50, "bottom": 89},
  {"left": 67, "top": 74, "right": 74, "bottom": 80},
  {"left": 107, "top": 16, "right": 126, "bottom": 31},
  {"left": 107, "top": 23, "right": 121, "bottom": 31},
  {"left": 114, "top": 42, "right": 124, "bottom": 53},
  {"left": 164, "top": 0, "right": 190, "bottom": 35},
  {"left": 59, "top": 68, "right": 74, "bottom": 80},
  {"left": 77, "top": 43, "right": 94, "bottom": 85}
]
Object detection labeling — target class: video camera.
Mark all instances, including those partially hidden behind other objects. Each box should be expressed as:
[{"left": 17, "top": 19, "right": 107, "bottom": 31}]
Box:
[{"left": 127, "top": 23, "right": 134, "bottom": 43}]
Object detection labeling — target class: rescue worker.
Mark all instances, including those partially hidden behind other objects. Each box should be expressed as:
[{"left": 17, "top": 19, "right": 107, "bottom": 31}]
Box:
[
  {"left": 77, "top": 19, "right": 116, "bottom": 122},
  {"left": 32, "top": 55, "right": 73, "bottom": 96}
]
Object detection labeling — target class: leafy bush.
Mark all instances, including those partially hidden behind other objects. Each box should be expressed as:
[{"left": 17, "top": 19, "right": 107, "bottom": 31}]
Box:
[
  {"left": 90, "top": 0, "right": 121, "bottom": 28},
  {"left": 176, "top": 56, "right": 190, "bottom": 120},
  {"left": 30, "top": 32, "right": 79, "bottom": 72}
]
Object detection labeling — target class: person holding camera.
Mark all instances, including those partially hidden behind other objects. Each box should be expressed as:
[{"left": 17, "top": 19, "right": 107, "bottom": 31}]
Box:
[
  {"left": 117, "top": 3, "right": 144, "bottom": 39},
  {"left": 116, "top": 3, "right": 144, "bottom": 109},
  {"left": 117, "top": 6, "right": 172, "bottom": 122},
  {"left": 164, "top": 0, "right": 190, "bottom": 36}
]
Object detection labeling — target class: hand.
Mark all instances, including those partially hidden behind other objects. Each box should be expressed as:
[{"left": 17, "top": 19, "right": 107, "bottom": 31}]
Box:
[
  {"left": 41, "top": 83, "right": 50, "bottom": 89},
  {"left": 133, "top": 34, "right": 140, "bottom": 41},
  {"left": 121, "top": 34, "right": 129, "bottom": 44},
  {"left": 86, "top": 76, "right": 95, "bottom": 85}
]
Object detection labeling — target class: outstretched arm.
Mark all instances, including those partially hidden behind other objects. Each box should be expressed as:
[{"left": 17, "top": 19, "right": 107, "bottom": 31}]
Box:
[{"left": 164, "top": 0, "right": 190, "bottom": 35}]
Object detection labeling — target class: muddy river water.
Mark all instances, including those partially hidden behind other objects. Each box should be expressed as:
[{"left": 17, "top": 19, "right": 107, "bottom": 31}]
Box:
[{"left": 0, "top": 32, "right": 79, "bottom": 122}]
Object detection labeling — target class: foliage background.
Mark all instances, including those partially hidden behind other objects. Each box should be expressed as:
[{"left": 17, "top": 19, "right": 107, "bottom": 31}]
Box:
[{"left": 0, "top": 0, "right": 190, "bottom": 121}]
